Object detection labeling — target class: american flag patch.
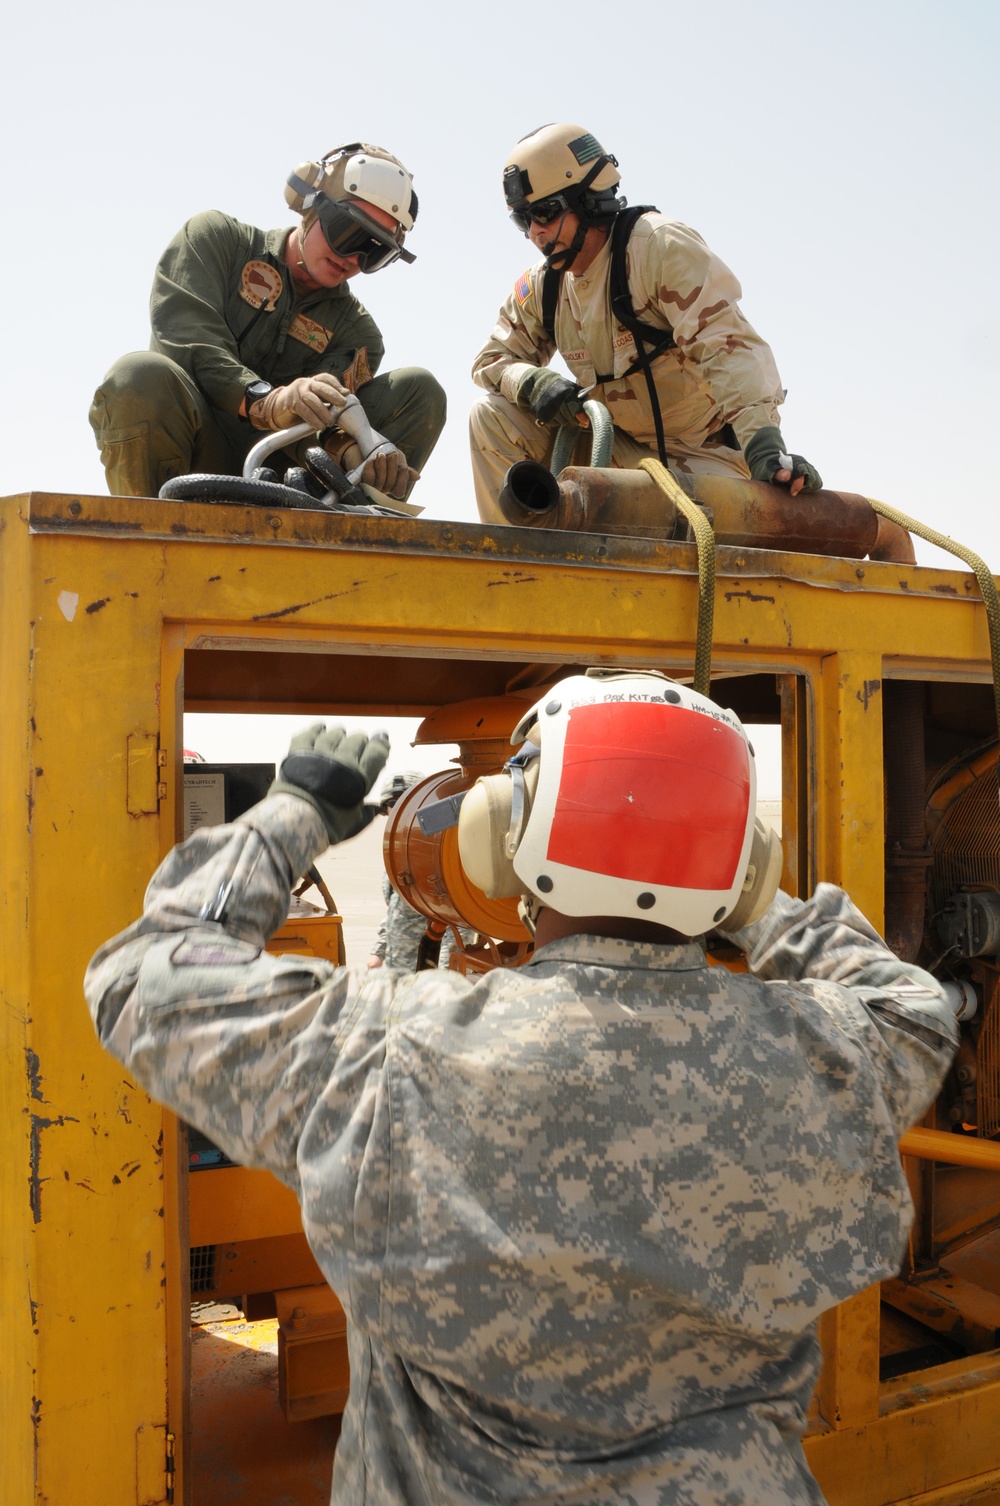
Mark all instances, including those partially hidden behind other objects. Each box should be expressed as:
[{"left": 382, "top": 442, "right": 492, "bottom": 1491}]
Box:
[{"left": 513, "top": 270, "right": 532, "bottom": 307}]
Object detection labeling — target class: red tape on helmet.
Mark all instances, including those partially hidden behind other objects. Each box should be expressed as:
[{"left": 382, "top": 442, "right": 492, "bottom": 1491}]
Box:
[{"left": 547, "top": 702, "right": 750, "bottom": 889}]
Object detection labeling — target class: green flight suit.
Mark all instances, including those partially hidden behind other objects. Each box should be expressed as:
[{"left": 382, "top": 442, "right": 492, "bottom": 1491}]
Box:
[{"left": 90, "top": 210, "right": 445, "bottom": 497}]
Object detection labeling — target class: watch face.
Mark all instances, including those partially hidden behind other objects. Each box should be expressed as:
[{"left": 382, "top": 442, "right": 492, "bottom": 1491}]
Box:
[{"left": 247, "top": 381, "right": 272, "bottom": 403}]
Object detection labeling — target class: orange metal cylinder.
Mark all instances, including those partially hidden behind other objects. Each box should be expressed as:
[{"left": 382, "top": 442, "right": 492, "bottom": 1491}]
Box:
[
  {"left": 383, "top": 769, "right": 527, "bottom": 943},
  {"left": 498, "top": 463, "right": 884, "bottom": 559}
]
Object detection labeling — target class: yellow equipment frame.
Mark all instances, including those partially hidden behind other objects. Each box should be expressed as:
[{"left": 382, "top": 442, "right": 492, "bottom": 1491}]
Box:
[{"left": 3, "top": 489, "right": 1000, "bottom": 1506}]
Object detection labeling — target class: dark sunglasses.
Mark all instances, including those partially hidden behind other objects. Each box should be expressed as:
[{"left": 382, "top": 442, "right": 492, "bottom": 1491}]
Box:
[
  {"left": 509, "top": 194, "right": 573, "bottom": 235},
  {"left": 315, "top": 197, "right": 416, "bottom": 272}
]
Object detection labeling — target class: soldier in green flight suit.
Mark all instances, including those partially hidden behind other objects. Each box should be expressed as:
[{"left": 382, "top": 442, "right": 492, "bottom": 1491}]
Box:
[{"left": 89, "top": 143, "right": 446, "bottom": 502}]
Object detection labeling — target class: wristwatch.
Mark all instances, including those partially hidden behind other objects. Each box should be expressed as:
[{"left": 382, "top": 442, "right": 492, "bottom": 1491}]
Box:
[{"left": 243, "top": 380, "right": 273, "bottom": 419}]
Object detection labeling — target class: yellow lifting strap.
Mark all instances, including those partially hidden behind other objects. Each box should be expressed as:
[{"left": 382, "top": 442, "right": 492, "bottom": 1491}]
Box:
[{"left": 637, "top": 457, "right": 716, "bottom": 697}]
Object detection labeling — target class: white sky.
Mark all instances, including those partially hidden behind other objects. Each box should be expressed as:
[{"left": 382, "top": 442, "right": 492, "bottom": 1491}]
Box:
[{"left": 3, "top": 0, "right": 995, "bottom": 797}]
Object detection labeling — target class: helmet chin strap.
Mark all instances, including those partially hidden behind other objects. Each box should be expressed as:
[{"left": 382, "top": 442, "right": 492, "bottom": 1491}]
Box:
[
  {"left": 517, "top": 891, "right": 543, "bottom": 938},
  {"left": 543, "top": 212, "right": 589, "bottom": 273}
]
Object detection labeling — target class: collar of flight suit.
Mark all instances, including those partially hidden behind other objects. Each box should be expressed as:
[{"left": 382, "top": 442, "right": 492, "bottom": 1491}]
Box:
[
  {"left": 266, "top": 225, "right": 357, "bottom": 304},
  {"left": 526, "top": 932, "right": 708, "bottom": 973}
]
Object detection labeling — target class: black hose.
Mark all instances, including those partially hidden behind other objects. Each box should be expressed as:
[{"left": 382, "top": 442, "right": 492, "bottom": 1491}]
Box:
[
  {"left": 284, "top": 467, "right": 327, "bottom": 499},
  {"left": 159, "top": 474, "right": 332, "bottom": 510},
  {"left": 303, "top": 447, "right": 371, "bottom": 507}
]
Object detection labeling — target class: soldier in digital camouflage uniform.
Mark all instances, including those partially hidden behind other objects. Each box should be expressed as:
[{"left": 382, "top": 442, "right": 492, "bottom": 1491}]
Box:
[
  {"left": 85, "top": 675, "right": 958, "bottom": 1506},
  {"left": 368, "top": 771, "right": 476, "bottom": 972},
  {"left": 471, "top": 124, "right": 822, "bottom": 524},
  {"left": 90, "top": 143, "right": 445, "bottom": 502}
]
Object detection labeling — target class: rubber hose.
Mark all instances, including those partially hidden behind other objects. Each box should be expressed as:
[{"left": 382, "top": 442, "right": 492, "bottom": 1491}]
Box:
[
  {"left": 284, "top": 467, "right": 327, "bottom": 499},
  {"left": 159, "top": 474, "right": 330, "bottom": 510},
  {"left": 550, "top": 400, "right": 615, "bottom": 475},
  {"left": 303, "top": 446, "right": 371, "bottom": 506}
]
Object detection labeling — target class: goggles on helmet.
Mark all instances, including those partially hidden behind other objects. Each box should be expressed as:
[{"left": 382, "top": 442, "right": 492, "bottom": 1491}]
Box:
[
  {"left": 314, "top": 196, "right": 416, "bottom": 272},
  {"left": 508, "top": 194, "right": 576, "bottom": 235}
]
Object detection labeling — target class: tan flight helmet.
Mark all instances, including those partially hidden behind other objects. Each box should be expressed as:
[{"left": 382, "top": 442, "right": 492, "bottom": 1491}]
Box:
[
  {"left": 285, "top": 143, "right": 418, "bottom": 235},
  {"left": 502, "top": 123, "right": 623, "bottom": 224}
]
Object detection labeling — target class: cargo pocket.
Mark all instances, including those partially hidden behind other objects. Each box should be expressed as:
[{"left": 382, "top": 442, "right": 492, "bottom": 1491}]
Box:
[{"left": 96, "top": 422, "right": 155, "bottom": 499}]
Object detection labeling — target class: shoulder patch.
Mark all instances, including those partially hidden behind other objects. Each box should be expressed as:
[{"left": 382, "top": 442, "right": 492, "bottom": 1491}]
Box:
[
  {"left": 239, "top": 259, "right": 283, "bottom": 311},
  {"left": 288, "top": 312, "right": 333, "bottom": 352},
  {"left": 171, "top": 939, "right": 261, "bottom": 968},
  {"left": 514, "top": 269, "right": 533, "bottom": 308}
]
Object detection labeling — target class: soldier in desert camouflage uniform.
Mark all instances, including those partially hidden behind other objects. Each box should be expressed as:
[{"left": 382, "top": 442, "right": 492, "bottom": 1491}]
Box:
[
  {"left": 86, "top": 675, "right": 958, "bottom": 1506},
  {"left": 90, "top": 143, "right": 445, "bottom": 502},
  {"left": 471, "top": 124, "right": 822, "bottom": 523}
]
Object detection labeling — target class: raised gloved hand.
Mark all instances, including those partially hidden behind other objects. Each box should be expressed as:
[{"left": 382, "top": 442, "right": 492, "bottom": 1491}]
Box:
[
  {"left": 516, "top": 368, "right": 585, "bottom": 426},
  {"left": 249, "top": 373, "right": 350, "bottom": 432},
  {"left": 744, "top": 425, "right": 823, "bottom": 496},
  {"left": 270, "top": 724, "right": 390, "bottom": 844},
  {"left": 325, "top": 436, "right": 419, "bottom": 501}
]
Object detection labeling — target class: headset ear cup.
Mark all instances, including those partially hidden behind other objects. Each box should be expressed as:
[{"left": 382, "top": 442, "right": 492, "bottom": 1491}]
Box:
[
  {"left": 724, "top": 817, "right": 784, "bottom": 932},
  {"left": 458, "top": 776, "right": 520, "bottom": 899},
  {"left": 285, "top": 161, "right": 324, "bottom": 215}
]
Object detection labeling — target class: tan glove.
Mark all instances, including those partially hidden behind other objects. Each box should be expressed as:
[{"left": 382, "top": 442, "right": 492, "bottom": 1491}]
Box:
[
  {"left": 249, "top": 373, "right": 350, "bottom": 432},
  {"left": 324, "top": 436, "right": 420, "bottom": 501}
]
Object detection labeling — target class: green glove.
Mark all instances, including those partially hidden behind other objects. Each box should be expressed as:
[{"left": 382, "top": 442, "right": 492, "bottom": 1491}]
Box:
[
  {"left": 516, "top": 368, "right": 585, "bottom": 426},
  {"left": 270, "top": 723, "right": 390, "bottom": 844},
  {"left": 744, "top": 425, "right": 823, "bottom": 494}
]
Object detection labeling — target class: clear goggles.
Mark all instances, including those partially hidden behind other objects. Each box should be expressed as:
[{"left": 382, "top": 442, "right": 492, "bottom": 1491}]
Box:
[
  {"left": 315, "top": 197, "right": 415, "bottom": 273},
  {"left": 508, "top": 194, "right": 574, "bottom": 235}
]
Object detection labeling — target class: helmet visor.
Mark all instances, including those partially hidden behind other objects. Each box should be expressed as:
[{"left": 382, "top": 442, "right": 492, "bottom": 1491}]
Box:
[{"left": 314, "top": 197, "right": 415, "bottom": 272}]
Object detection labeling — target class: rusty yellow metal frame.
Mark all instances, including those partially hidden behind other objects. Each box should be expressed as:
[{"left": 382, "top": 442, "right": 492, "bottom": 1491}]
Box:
[{"left": 2, "top": 489, "right": 999, "bottom": 1505}]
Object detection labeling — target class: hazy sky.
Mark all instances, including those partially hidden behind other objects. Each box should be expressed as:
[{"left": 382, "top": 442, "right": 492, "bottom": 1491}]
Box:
[{"left": 3, "top": 0, "right": 996, "bottom": 781}]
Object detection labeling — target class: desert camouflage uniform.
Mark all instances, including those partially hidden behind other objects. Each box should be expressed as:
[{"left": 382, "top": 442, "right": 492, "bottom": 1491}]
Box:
[
  {"left": 86, "top": 792, "right": 957, "bottom": 1506},
  {"left": 470, "top": 214, "right": 785, "bottom": 522}
]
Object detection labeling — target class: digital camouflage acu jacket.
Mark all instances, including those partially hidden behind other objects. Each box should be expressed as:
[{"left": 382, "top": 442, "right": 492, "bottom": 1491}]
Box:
[
  {"left": 85, "top": 793, "right": 957, "bottom": 1506},
  {"left": 149, "top": 210, "right": 384, "bottom": 417}
]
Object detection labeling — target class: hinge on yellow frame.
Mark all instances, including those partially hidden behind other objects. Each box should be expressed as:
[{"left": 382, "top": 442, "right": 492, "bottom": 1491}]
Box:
[
  {"left": 126, "top": 734, "right": 167, "bottom": 814},
  {"left": 135, "top": 1422, "right": 173, "bottom": 1504}
]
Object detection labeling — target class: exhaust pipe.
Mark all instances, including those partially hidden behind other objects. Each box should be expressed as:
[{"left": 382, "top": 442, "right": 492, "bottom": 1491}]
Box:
[
  {"left": 498, "top": 461, "right": 562, "bottom": 519},
  {"left": 497, "top": 463, "right": 911, "bottom": 561}
]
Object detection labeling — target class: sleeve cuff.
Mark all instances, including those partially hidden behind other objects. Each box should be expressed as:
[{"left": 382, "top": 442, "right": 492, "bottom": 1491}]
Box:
[
  {"left": 238, "top": 792, "right": 330, "bottom": 877},
  {"left": 499, "top": 361, "right": 538, "bottom": 405}
]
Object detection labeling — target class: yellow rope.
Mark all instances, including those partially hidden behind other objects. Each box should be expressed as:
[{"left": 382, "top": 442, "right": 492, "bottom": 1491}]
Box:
[
  {"left": 638, "top": 458, "right": 716, "bottom": 696},
  {"left": 867, "top": 498, "right": 1000, "bottom": 747}
]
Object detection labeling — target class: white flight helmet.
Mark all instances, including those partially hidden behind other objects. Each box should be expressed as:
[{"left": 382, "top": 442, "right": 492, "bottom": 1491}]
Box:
[
  {"left": 458, "top": 669, "right": 782, "bottom": 937},
  {"left": 286, "top": 142, "right": 418, "bottom": 229},
  {"left": 285, "top": 143, "right": 418, "bottom": 271}
]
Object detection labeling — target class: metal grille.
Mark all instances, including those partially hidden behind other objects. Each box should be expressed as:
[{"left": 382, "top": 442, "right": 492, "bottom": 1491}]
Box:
[
  {"left": 928, "top": 748, "right": 1000, "bottom": 1137},
  {"left": 189, "top": 1244, "right": 217, "bottom": 1294},
  {"left": 978, "top": 972, "right": 1000, "bottom": 1139},
  {"left": 929, "top": 752, "right": 1000, "bottom": 917}
]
